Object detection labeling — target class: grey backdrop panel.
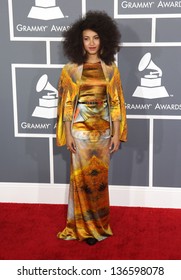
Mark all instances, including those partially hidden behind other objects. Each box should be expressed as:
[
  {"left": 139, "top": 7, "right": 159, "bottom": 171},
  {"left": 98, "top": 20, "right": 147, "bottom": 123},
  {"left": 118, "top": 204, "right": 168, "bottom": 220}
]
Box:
[
  {"left": 119, "top": 47, "right": 181, "bottom": 116},
  {"left": 11, "top": 0, "right": 83, "bottom": 39},
  {"left": 109, "top": 119, "right": 149, "bottom": 186},
  {"left": 50, "top": 42, "right": 68, "bottom": 64},
  {"left": 157, "top": 18, "right": 181, "bottom": 42},
  {"left": 153, "top": 120, "right": 181, "bottom": 188}
]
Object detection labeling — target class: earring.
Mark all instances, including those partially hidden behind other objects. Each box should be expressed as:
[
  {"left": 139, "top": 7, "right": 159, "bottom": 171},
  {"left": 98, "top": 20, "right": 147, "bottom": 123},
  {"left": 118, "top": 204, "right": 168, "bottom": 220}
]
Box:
[
  {"left": 100, "top": 48, "right": 103, "bottom": 55},
  {"left": 83, "top": 49, "right": 86, "bottom": 55}
]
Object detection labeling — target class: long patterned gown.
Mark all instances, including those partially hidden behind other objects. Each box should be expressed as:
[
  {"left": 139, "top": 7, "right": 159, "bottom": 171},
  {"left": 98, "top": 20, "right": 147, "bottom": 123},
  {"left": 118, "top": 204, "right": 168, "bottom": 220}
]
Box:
[{"left": 57, "top": 62, "right": 121, "bottom": 241}]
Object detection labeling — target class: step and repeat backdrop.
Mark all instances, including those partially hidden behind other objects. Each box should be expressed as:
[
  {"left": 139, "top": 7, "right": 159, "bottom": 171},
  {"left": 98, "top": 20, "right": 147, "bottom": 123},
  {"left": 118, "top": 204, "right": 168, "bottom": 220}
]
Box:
[{"left": 1, "top": 0, "right": 181, "bottom": 207}]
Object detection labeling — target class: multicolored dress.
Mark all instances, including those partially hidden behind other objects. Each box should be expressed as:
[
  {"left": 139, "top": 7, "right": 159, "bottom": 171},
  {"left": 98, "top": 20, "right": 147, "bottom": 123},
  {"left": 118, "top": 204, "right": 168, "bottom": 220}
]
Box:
[{"left": 56, "top": 61, "right": 127, "bottom": 242}]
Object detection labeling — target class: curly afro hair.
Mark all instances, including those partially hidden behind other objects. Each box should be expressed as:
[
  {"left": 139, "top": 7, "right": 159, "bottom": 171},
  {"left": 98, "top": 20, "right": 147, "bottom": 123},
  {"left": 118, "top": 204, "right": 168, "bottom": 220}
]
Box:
[{"left": 62, "top": 11, "right": 121, "bottom": 65}]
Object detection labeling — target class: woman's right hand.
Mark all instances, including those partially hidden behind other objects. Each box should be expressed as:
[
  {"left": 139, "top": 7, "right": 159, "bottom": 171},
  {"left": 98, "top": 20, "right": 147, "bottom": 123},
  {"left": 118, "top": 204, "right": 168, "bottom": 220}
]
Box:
[
  {"left": 66, "top": 134, "right": 76, "bottom": 153},
  {"left": 65, "top": 121, "right": 76, "bottom": 153}
]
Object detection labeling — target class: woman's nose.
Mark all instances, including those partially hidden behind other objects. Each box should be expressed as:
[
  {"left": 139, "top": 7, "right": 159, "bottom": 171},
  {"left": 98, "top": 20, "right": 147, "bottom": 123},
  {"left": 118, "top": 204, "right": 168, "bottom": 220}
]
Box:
[{"left": 90, "top": 38, "right": 94, "bottom": 45}]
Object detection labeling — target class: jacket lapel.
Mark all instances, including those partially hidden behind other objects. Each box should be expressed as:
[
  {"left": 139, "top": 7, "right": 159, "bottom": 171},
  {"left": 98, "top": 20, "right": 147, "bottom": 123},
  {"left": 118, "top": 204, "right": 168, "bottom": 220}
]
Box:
[{"left": 101, "top": 60, "right": 109, "bottom": 82}]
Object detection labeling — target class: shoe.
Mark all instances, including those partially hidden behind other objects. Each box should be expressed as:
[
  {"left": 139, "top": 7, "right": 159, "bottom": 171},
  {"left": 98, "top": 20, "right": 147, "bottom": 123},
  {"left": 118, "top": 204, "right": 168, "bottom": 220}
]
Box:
[{"left": 85, "top": 238, "right": 98, "bottom": 245}]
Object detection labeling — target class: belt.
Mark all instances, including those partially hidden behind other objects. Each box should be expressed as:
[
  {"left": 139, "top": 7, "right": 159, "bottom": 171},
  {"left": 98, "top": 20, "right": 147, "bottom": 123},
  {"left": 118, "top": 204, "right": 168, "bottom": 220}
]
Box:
[{"left": 78, "top": 101, "right": 107, "bottom": 105}]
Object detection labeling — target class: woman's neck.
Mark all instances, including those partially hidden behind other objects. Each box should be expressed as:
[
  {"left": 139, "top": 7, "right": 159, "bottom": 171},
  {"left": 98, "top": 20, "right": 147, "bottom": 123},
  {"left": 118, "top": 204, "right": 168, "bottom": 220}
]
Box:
[{"left": 86, "top": 54, "right": 100, "bottom": 64}]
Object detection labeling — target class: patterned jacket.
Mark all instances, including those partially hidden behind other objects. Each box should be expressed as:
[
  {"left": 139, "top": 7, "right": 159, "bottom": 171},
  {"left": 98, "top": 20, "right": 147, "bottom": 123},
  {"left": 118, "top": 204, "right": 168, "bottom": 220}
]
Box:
[{"left": 56, "top": 60, "right": 127, "bottom": 146}]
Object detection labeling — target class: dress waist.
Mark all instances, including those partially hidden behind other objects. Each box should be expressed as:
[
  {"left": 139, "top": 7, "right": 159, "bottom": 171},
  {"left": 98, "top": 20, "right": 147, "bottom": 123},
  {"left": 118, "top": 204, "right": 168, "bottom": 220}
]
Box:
[{"left": 78, "top": 100, "right": 107, "bottom": 105}]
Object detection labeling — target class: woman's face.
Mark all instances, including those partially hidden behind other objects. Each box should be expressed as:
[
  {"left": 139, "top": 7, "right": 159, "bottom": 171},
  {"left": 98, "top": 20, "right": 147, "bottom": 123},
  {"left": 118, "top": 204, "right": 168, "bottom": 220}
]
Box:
[{"left": 82, "top": 29, "right": 101, "bottom": 57}]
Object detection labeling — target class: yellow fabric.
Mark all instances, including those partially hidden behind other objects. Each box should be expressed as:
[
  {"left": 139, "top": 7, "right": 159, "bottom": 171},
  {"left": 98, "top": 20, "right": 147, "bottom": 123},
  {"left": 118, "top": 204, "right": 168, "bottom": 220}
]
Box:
[
  {"left": 56, "top": 61, "right": 127, "bottom": 242},
  {"left": 56, "top": 61, "right": 127, "bottom": 146},
  {"left": 71, "top": 62, "right": 110, "bottom": 143},
  {"left": 57, "top": 138, "right": 113, "bottom": 241},
  {"left": 79, "top": 61, "right": 107, "bottom": 103}
]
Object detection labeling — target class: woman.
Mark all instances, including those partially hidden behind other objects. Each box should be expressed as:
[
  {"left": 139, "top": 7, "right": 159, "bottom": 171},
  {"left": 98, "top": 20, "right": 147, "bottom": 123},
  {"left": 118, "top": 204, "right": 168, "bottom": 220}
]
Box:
[{"left": 56, "top": 11, "right": 127, "bottom": 245}]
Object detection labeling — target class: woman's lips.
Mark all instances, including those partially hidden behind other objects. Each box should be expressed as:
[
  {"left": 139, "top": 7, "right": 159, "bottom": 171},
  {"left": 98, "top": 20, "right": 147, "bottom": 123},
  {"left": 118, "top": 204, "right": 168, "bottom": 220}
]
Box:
[{"left": 88, "top": 47, "right": 96, "bottom": 50}]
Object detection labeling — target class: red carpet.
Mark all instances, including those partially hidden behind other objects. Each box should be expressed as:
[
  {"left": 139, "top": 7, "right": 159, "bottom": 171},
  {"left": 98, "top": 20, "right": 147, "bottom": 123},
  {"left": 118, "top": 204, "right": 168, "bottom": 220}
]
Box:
[{"left": 0, "top": 203, "right": 181, "bottom": 260}]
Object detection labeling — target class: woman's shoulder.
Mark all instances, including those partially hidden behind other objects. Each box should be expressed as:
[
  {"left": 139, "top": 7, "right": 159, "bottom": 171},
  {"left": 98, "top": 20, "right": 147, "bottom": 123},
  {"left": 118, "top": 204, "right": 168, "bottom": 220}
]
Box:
[
  {"left": 103, "top": 61, "right": 119, "bottom": 80},
  {"left": 110, "top": 62, "right": 119, "bottom": 71},
  {"left": 104, "top": 61, "right": 118, "bottom": 71},
  {"left": 61, "top": 62, "right": 80, "bottom": 80},
  {"left": 63, "top": 62, "right": 79, "bottom": 72}
]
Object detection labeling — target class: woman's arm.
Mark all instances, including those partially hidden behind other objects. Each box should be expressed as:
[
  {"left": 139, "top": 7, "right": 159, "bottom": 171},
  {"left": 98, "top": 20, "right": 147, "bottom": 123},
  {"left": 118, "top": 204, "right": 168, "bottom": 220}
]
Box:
[
  {"left": 108, "top": 65, "right": 127, "bottom": 143},
  {"left": 65, "top": 121, "right": 76, "bottom": 153},
  {"left": 109, "top": 120, "right": 120, "bottom": 153}
]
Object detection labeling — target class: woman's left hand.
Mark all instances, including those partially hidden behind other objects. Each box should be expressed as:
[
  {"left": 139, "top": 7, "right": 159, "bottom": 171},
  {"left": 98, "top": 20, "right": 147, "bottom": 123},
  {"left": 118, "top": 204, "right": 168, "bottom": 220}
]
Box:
[{"left": 109, "top": 134, "right": 120, "bottom": 153}]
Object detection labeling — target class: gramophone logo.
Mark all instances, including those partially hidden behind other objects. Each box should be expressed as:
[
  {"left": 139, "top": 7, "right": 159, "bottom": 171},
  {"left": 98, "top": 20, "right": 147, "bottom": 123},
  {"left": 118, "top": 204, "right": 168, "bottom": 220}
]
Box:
[
  {"left": 32, "top": 74, "right": 58, "bottom": 119},
  {"left": 133, "top": 53, "right": 169, "bottom": 99},
  {"left": 28, "top": 0, "right": 64, "bottom": 20}
]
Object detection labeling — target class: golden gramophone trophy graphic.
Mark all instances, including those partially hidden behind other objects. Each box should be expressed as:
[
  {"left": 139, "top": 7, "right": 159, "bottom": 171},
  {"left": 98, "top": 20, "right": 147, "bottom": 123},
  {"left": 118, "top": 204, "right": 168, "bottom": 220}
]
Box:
[
  {"left": 28, "top": 0, "right": 64, "bottom": 20},
  {"left": 133, "top": 52, "right": 169, "bottom": 99},
  {"left": 32, "top": 74, "right": 58, "bottom": 119}
]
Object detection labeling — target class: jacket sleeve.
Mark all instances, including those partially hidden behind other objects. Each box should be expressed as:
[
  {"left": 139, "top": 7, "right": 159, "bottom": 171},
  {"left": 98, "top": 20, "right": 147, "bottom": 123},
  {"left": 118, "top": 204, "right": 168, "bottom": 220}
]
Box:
[
  {"left": 56, "top": 66, "right": 77, "bottom": 146},
  {"left": 107, "top": 66, "right": 127, "bottom": 142}
]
